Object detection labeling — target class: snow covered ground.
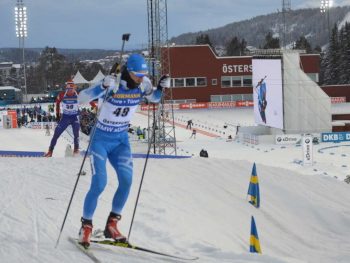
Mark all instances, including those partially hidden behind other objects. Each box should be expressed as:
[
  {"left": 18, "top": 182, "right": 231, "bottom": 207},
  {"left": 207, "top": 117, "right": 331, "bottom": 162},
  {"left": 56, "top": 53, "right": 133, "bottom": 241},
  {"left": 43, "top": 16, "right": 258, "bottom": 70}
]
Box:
[{"left": 1, "top": 106, "right": 350, "bottom": 263}]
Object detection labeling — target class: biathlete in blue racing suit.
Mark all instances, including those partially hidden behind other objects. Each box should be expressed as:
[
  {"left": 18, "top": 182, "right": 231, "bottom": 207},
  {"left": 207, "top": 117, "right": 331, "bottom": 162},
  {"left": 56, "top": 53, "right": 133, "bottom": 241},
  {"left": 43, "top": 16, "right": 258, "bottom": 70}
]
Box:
[{"left": 77, "top": 53, "right": 170, "bottom": 248}]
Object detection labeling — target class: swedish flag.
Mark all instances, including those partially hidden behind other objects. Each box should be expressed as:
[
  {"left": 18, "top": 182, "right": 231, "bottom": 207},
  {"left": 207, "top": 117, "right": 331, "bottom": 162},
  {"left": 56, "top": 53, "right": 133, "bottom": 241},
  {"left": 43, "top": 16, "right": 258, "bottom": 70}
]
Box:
[
  {"left": 250, "top": 216, "right": 262, "bottom": 253},
  {"left": 247, "top": 163, "right": 260, "bottom": 208}
]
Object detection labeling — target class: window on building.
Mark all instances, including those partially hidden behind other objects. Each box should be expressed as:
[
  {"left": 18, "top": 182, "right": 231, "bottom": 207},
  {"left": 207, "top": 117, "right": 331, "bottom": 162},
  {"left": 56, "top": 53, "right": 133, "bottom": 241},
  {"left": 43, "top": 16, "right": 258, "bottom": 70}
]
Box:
[
  {"left": 171, "top": 77, "right": 207, "bottom": 88},
  {"left": 210, "top": 93, "right": 253, "bottom": 102},
  {"left": 221, "top": 76, "right": 231, "bottom": 87},
  {"left": 243, "top": 76, "right": 252, "bottom": 86},
  {"left": 232, "top": 94, "right": 243, "bottom": 101},
  {"left": 197, "top": 77, "right": 207, "bottom": 86},
  {"left": 232, "top": 76, "right": 241, "bottom": 86},
  {"left": 222, "top": 95, "right": 232, "bottom": 102},
  {"left": 242, "top": 94, "right": 253, "bottom": 100},
  {"left": 185, "top": 78, "right": 195, "bottom": 87},
  {"left": 211, "top": 79, "right": 217, "bottom": 85},
  {"left": 306, "top": 73, "right": 319, "bottom": 83},
  {"left": 210, "top": 95, "right": 221, "bottom": 102},
  {"left": 174, "top": 78, "right": 184, "bottom": 87}
]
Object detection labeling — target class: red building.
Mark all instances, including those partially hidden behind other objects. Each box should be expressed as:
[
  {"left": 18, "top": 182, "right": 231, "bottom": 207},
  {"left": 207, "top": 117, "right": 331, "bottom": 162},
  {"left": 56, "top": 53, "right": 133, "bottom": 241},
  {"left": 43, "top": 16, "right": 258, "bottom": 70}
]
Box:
[{"left": 166, "top": 45, "right": 348, "bottom": 103}]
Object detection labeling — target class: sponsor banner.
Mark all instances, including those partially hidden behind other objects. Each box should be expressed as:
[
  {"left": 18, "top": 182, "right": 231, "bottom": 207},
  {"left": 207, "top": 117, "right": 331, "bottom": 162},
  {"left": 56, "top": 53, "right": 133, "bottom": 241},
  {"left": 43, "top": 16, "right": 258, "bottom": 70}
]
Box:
[
  {"left": 7, "top": 110, "right": 18, "bottom": 128},
  {"left": 179, "top": 103, "right": 208, "bottom": 110},
  {"left": 321, "top": 132, "right": 350, "bottom": 142},
  {"left": 43, "top": 122, "right": 57, "bottom": 129},
  {"left": 302, "top": 134, "right": 313, "bottom": 166},
  {"left": 208, "top": 101, "right": 236, "bottom": 108},
  {"left": 140, "top": 104, "right": 179, "bottom": 111},
  {"left": 331, "top": 97, "right": 346, "bottom": 104},
  {"left": 140, "top": 104, "right": 159, "bottom": 111},
  {"left": 236, "top": 100, "right": 254, "bottom": 107},
  {"left": 140, "top": 101, "right": 252, "bottom": 111},
  {"left": 275, "top": 134, "right": 301, "bottom": 145},
  {"left": 30, "top": 122, "right": 43, "bottom": 129}
]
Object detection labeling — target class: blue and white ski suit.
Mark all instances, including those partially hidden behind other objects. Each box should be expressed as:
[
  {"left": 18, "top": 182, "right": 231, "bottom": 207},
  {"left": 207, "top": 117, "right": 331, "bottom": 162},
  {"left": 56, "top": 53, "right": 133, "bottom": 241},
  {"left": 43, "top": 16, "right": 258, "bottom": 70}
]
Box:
[{"left": 78, "top": 77, "right": 161, "bottom": 220}]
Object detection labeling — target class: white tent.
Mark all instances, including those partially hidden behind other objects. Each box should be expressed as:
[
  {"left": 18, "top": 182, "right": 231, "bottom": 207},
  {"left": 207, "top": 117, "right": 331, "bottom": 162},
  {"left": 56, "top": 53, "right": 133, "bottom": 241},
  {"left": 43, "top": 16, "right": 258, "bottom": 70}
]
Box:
[
  {"left": 72, "top": 70, "right": 89, "bottom": 84},
  {"left": 90, "top": 70, "right": 105, "bottom": 84},
  {"left": 0, "top": 86, "right": 21, "bottom": 92}
]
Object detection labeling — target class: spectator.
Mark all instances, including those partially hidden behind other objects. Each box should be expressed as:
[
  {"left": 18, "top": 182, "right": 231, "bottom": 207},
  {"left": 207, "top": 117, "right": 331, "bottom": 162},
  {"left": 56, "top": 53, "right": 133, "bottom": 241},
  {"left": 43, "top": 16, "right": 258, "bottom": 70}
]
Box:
[{"left": 136, "top": 126, "right": 143, "bottom": 140}]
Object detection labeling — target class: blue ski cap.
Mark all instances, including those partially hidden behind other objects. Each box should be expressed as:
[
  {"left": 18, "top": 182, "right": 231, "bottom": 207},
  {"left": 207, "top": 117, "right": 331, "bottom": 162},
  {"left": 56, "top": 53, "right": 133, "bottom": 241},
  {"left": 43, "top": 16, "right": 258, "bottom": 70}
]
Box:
[{"left": 127, "top": 54, "right": 148, "bottom": 77}]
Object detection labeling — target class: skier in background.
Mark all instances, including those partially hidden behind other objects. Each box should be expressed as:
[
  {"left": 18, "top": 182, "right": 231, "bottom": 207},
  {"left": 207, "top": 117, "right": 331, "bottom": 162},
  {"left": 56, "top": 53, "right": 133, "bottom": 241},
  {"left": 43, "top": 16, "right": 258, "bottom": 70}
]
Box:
[
  {"left": 77, "top": 53, "right": 170, "bottom": 248},
  {"left": 44, "top": 80, "right": 80, "bottom": 157},
  {"left": 255, "top": 77, "right": 267, "bottom": 123},
  {"left": 186, "top": 119, "right": 193, "bottom": 129},
  {"left": 190, "top": 129, "right": 197, "bottom": 139}
]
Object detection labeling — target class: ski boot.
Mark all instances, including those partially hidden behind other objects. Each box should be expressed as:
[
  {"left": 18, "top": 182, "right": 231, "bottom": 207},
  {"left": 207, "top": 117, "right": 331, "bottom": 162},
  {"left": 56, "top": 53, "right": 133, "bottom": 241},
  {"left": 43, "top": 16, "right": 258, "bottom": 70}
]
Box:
[
  {"left": 78, "top": 218, "right": 93, "bottom": 249},
  {"left": 73, "top": 147, "right": 80, "bottom": 157},
  {"left": 104, "top": 213, "right": 127, "bottom": 242},
  {"left": 44, "top": 149, "right": 53, "bottom": 157}
]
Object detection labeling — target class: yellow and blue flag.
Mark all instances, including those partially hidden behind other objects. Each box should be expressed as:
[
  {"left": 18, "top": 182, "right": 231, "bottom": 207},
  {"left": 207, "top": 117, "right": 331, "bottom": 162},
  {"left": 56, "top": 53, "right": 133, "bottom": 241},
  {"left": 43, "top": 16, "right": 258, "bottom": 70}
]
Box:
[
  {"left": 247, "top": 163, "right": 260, "bottom": 208},
  {"left": 250, "top": 216, "right": 262, "bottom": 253}
]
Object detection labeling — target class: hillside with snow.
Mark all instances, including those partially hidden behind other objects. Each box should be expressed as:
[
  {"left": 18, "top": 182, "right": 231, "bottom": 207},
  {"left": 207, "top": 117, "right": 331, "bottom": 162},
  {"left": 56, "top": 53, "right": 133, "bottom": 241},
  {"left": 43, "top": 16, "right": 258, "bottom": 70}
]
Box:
[
  {"left": 1, "top": 108, "right": 350, "bottom": 263},
  {"left": 170, "top": 6, "right": 350, "bottom": 49}
]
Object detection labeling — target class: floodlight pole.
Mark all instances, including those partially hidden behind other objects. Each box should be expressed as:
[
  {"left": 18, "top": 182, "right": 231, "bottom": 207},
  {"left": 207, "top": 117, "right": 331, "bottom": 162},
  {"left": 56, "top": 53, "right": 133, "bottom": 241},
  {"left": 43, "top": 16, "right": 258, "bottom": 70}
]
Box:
[
  {"left": 320, "top": 0, "right": 331, "bottom": 40},
  {"left": 15, "top": 0, "right": 28, "bottom": 103}
]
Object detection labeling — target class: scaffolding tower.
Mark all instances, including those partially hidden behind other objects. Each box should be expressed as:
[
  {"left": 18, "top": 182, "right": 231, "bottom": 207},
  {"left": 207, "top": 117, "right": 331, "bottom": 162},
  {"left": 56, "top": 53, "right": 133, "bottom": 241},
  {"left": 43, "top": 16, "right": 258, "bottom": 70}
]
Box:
[
  {"left": 281, "top": 0, "right": 291, "bottom": 48},
  {"left": 146, "top": 0, "right": 177, "bottom": 155}
]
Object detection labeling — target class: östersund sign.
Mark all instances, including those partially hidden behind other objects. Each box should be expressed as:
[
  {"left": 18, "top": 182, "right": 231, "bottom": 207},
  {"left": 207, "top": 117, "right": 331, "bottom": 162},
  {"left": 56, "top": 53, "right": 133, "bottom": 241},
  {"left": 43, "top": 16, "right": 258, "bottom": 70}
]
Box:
[{"left": 321, "top": 132, "right": 350, "bottom": 142}]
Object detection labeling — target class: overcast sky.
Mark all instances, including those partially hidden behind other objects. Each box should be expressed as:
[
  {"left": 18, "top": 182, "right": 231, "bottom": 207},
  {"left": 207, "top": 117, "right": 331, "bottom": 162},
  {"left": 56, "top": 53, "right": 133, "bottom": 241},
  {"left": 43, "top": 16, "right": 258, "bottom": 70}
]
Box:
[{"left": 1, "top": 0, "right": 349, "bottom": 50}]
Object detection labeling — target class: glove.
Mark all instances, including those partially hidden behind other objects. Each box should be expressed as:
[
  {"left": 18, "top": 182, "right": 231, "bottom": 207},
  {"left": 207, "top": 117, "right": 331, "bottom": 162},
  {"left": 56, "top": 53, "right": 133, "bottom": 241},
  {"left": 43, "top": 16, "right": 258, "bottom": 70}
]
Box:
[
  {"left": 102, "top": 75, "right": 116, "bottom": 89},
  {"left": 109, "top": 62, "right": 120, "bottom": 76},
  {"left": 157, "top": 74, "right": 170, "bottom": 90}
]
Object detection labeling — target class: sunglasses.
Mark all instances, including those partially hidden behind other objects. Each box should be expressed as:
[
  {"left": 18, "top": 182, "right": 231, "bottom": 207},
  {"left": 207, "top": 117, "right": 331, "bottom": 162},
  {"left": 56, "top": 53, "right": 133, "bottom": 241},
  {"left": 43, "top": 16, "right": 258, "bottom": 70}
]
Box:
[{"left": 130, "top": 71, "right": 147, "bottom": 78}]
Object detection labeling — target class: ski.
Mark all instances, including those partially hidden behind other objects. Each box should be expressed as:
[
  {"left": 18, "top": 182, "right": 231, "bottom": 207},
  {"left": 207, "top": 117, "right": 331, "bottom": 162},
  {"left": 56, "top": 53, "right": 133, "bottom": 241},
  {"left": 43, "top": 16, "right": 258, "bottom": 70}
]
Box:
[
  {"left": 68, "top": 237, "right": 102, "bottom": 263},
  {"left": 90, "top": 238, "right": 198, "bottom": 261}
]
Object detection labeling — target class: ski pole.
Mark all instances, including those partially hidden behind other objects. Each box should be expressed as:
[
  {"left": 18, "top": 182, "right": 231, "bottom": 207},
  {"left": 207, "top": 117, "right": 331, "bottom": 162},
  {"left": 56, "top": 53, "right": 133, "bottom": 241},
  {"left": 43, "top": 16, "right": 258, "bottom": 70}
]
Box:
[
  {"left": 55, "top": 33, "right": 130, "bottom": 248},
  {"left": 128, "top": 101, "right": 163, "bottom": 240}
]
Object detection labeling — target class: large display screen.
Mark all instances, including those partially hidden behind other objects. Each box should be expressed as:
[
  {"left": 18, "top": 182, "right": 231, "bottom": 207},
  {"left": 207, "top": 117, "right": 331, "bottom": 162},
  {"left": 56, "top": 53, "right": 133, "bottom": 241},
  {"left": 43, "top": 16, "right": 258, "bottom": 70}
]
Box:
[{"left": 252, "top": 59, "right": 284, "bottom": 129}]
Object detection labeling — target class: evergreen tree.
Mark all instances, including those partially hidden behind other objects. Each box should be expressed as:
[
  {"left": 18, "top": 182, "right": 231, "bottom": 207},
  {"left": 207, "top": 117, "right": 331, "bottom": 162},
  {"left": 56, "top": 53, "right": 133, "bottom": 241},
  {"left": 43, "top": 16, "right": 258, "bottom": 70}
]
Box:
[
  {"left": 294, "top": 35, "right": 312, "bottom": 53},
  {"left": 319, "top": 51, "right": 328, "bottom": 85},
  {"left": 32, "top": 47, "right": 71, "bottom": 92},
  {"left": 226, "top": 37, "right": 240, "bottom": 56},
  {"left": 263, "top": 32, "right": 280, "bottom": 49},
  {"left": 225, "top": 37, "right": 247, "bottom": 56},
  {"left": 323, "top": 25, "right": 341, "bottom": 85},
  {"left": 313, "top": 45, "right": 322, "bottom": 53},
  {"left": 338, "top": 23, "right": 350, "bottom": 84},
  {"left": 195, "top": 33, "right": 216, "bottom": 54},
  {"left": 195, "top": 34, "right": 212, "bottom": 46}
]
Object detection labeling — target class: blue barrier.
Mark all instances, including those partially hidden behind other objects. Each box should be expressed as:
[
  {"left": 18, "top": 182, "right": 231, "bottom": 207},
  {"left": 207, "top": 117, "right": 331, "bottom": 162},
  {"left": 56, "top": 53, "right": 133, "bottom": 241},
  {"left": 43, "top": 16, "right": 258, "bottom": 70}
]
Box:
[
  {"left": 78, "top": 150, "right": 191, "bottom": 159},
  {"left": 0, "top": 150, "right": 191, "bottom": 159},
  {"left": 132, "top": 153, "right": 191, "bottom": 159},
  {"left": 0, "top": 150, "right": 45, "bottom": 157}
]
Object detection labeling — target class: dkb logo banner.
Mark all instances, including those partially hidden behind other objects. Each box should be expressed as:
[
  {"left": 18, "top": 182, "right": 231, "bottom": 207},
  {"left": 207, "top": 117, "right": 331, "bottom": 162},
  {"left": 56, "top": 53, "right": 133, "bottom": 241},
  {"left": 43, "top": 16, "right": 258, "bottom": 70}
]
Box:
[{"left": 321, "top": 132, "right": 350, "bottom": 143}]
